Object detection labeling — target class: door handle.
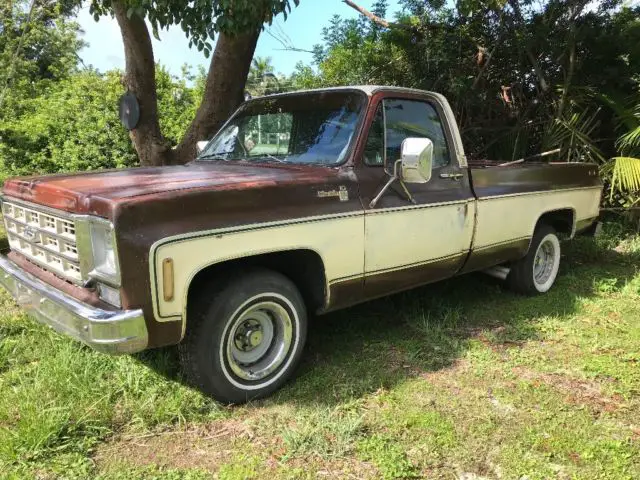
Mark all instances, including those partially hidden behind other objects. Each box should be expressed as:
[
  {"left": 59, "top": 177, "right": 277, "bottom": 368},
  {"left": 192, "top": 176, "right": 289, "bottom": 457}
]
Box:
[{"left": 439, "top": 172, "right": 464, "bottom": 180}]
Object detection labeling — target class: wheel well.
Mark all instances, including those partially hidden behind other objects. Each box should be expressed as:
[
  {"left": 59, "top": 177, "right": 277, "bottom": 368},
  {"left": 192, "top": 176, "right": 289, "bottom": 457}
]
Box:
[
  {"left": 536, "top": 209, "right": 575, "bottom": 238},
  {"left": 187, "top": 249, "right": 327, "bottom": 314}
]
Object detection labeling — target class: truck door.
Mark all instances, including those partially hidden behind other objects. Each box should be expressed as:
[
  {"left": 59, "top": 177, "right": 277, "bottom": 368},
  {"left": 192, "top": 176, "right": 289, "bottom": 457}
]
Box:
[{"left": 355, "top": 93, "right": 476, "bottom": 298}]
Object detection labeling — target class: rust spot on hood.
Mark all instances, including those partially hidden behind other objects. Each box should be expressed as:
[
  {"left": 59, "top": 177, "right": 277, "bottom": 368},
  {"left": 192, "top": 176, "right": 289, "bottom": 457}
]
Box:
[{"left": 1, "top": 162, "right": 345, "bottom": 218}]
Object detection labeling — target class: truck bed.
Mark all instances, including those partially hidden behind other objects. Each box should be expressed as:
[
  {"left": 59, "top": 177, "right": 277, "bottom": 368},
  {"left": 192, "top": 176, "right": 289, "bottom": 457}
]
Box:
[{"left": 468, "top": 161, "right": 601, "bottom": 198}]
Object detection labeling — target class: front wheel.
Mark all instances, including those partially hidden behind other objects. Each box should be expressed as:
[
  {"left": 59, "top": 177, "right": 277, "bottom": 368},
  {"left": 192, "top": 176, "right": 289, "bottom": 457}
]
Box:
[
  {"left": 508, "top": 225, "right": 561, "bottom": 295},
  {"left": 179, "top": 269, "right": 307, "bottom": 404}
]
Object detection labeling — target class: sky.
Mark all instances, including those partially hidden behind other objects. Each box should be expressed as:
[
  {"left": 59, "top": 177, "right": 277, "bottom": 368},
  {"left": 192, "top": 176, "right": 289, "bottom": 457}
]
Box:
[{"left": 77, "top": 1, "right": 402, "bottom": 77}]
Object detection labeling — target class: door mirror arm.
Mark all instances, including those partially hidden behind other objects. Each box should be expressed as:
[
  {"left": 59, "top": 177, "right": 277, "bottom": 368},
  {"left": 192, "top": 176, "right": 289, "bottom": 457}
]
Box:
[
  {"left": 369, "top": 160, "right": 417, "bottom": 209},
  {"left": 369, "top": 137, "right": 434, "bottom": 209}
]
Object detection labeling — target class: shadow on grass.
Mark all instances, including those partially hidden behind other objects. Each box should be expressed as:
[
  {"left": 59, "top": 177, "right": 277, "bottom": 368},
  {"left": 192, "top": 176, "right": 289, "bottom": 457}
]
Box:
[{"left": 135, "top": 236, "right": 640, "bottom": 407}]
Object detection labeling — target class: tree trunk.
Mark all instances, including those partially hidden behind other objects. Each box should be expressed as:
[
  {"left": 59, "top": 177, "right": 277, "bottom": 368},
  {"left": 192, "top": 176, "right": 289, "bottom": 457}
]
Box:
[
  {"left": 112, "top": 1, "right": 173, "bottom": 166},
  {"left": 174, "top": 29, "right": 260, "bottom": 165},
  {"left": 113, "top": 0, "right": 260, "bottom": 166}
]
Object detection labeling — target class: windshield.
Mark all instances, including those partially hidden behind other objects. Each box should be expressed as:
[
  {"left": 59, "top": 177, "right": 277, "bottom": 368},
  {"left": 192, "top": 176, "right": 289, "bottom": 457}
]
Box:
[{"left": 197, "top": 91, "right": 365, "bottom": 166}]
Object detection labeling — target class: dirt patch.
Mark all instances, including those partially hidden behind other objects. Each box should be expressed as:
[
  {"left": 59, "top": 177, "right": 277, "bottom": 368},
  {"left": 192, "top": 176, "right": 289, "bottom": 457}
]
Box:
[
  {"left": 419, "top": 359, "right": 470, "bottom": 382},
  {"left": 284, "top": 456, "right": 378, "bottom": 479},
  {"left": 94, "top": 418, "right": 378, "bottom": 478},
  {"left": 93, "top": 419, "right": 253, "bottom": 473},
  {"left": 385, "top": 345, "right": 424, "bottom": 376},
  {"left": 513, "top": 367, "right": 625, "bottom": 414}
]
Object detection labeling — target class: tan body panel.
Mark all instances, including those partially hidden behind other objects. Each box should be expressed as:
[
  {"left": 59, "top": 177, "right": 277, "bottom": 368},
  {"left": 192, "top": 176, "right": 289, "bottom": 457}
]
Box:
[
  {"left": 473, "top": 186, "right": 602, "bottom": 249},
  {"left": 364, "top": 200, "right": 475, "bottom": 274},
  {"left": 149, "top": 185, "right": 601, "bottom": 328},
  {"left": 151, "top": 213, "right": 365, "bottom": 322}
]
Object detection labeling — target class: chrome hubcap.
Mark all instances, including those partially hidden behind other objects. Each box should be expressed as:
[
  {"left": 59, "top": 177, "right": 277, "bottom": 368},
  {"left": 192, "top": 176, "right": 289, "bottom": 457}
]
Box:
[
  {"left": 226, "top": 301, "right": 293, "bottom": 382},
  {"left": 533, "top": 238, "right": 556, "bottom": 286}
]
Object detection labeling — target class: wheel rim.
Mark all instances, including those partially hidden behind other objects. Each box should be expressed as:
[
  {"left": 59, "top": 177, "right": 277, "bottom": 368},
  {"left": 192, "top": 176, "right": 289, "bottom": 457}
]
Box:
[
  {"left": 533, "top": 237, "right": 557, "bottom": 287},
  {"left": 225, "top": 300, "right": 293, "bottom": 382}
]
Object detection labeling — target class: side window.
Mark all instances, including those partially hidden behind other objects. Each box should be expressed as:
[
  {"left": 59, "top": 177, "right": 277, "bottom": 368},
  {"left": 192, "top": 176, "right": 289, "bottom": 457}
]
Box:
[
  {"left": 363, "top": 104, "right": 384, "bottom": 166},
  {"left": 384, "top": 99, "right": 449, "bottom": 168}
]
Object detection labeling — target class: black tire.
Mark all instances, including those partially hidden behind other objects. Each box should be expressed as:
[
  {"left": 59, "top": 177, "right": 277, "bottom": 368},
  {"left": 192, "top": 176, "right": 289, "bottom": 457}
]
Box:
[
  {"left": 178, "top": 268, "right": 307, "bottom": 404},
  {"left": 507, "top": 224, "right": 561, "bottom": 295}
]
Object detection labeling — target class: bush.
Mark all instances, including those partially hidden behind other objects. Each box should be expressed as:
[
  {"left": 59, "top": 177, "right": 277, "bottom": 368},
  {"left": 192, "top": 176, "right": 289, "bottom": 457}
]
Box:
[
  {"left": 0, "top": 65, "right": 202, "bottom": 181},
  {"left": 0, "top": 70, "right": 137, "bottom": 177}
]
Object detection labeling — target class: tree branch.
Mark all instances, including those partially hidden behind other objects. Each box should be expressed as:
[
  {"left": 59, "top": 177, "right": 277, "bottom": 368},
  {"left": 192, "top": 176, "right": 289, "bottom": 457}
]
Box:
[
  {"left": 508, "top": 0, "right": 549, "bottom": 94},
  {"left": 342, "top": 0, "right": 413, "bottom": 31},
  {"left": 526, "top": 49, "right": 549, "bottom": 93},
  {"left": 174, "top": 29, "right": 260, "bottom": 164},
  {"left": 265, "top": 29, "right": 315, "bottom": 54}
]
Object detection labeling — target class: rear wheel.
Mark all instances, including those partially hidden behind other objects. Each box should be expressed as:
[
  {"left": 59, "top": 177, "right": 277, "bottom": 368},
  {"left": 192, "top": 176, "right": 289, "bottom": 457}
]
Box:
[
  {"left": 179, "top": 269, "right": 307, "bottom": 404},
  {"left": 508, "top": 225, "right": 561, "bottom": 295}
]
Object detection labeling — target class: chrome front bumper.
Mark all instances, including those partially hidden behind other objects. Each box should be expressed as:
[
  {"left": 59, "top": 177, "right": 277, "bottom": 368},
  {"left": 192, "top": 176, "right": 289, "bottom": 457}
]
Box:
[{"left": 0, "top": 254, "right": 148, "bottom": 354}]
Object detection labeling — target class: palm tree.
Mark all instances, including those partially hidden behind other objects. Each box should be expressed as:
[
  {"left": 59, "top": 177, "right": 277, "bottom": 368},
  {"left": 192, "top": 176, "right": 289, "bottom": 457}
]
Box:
[
  {"left": 245, "top": 57, "right": 283, "bottom": 145},
  {"left": 605, "top": 101, "right": 640, "bottom": 202},
  {"left": 246, "top": 57, "right": 280, "bottom": 97},
  {"left": 543, "top": 96, "right": 640, "bottom": 207}
]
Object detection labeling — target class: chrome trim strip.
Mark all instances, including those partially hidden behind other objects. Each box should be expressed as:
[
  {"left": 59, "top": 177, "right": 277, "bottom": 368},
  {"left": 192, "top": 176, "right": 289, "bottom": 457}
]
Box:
[
  {"left": 365, "top": 251, "right": 464, "bottom": 276},
  {"left": 365, "top": 198, "right": 473, "bottom": 214},
  {"left": 477, "top": 185, "right": 603, "bottom": 201},
  {"left": 472, "top": 236, "right": 532, "bottom": 252},
  {"left": 0, "top": 254, "right": 147, "bottom": 354}
]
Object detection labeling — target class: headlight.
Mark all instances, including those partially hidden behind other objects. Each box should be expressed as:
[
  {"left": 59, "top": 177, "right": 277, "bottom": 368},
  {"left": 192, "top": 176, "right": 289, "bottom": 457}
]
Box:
[
  {"left": 85, "top": 218, "right": 120, "bottom": 286},
  {"left": 75, "top": 216, "right": 121, "bottom": 288}
]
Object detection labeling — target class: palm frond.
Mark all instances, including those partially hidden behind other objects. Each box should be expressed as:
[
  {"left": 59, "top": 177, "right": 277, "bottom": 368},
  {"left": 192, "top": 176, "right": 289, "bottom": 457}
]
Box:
[
  {"left": 608, "top": 156, "right": 640, "bottom": 197},
  {"left": 618, "top": 125, "right": 640, "bottom": 152},
  {"left": 542, "top": 108, "right": 605, "bottom": 163}
]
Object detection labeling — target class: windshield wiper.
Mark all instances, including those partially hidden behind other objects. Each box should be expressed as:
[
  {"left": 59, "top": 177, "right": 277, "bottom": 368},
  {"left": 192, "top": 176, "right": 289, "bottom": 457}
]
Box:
[
  {"left": 260, "top": 154, "right": 287, "bottom": 163},
  {"left": 198, "top": 153, "right": 233, "bottom": 161}
]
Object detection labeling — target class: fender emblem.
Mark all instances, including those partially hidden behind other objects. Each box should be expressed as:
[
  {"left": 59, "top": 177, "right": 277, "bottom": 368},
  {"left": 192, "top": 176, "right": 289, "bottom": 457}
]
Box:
[{"left": 317, "top": 185, "right": 349, "bottom": 202}]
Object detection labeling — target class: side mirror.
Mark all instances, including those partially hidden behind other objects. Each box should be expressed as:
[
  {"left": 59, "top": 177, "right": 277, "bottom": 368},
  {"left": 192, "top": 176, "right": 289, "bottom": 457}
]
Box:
[
  {"left": 400, "top": 137, "right": 433, "bottom": 184},
  {"left": 196, "top": 140, "right": 209, "bottom": 154}
]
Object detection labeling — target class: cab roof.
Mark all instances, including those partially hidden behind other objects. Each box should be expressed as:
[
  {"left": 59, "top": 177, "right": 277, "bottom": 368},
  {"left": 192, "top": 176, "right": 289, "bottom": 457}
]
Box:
[{"left": 253, "top": 85, "right": 437, "bottom": 98}]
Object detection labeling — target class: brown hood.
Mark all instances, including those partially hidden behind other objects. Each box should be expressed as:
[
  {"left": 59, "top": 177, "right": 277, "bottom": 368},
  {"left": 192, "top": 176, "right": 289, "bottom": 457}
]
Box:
[{"left": 1, "top": 161, "right": 344, "bottom": 217}]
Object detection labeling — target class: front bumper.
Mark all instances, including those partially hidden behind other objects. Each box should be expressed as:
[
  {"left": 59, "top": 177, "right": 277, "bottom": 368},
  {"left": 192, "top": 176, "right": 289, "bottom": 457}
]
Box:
[{"left": 0, "top": 254, "right": 148, "bottom": 354}]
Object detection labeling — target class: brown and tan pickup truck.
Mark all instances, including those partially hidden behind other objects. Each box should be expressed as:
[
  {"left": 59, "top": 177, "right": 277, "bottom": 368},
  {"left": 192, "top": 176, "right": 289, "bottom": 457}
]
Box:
[{"left": 0, "top": 86, "right": 602, "bottom": 403}]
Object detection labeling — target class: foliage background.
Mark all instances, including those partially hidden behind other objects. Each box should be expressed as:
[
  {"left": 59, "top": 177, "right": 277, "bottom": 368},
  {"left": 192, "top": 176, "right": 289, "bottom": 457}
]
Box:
[{"left": 0, "top": 0, "right": 639, "bottom": 205}]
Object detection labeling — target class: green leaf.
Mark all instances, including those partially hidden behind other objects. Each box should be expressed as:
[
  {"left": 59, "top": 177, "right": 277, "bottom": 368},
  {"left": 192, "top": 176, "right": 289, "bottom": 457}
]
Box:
[{"left": 610, "top": 157, "right": 640, "bottom": 195}]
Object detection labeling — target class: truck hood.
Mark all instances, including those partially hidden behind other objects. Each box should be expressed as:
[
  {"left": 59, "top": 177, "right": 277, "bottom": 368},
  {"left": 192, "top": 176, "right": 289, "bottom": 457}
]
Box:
[{"left": 1, "top": 162, "right": 346, "bottom": 216}]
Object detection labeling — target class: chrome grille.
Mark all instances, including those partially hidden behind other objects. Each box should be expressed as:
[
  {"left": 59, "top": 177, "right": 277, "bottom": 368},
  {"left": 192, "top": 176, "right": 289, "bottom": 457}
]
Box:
[{"left": 2, "top": 200, "right": 82, "bottom": 283}]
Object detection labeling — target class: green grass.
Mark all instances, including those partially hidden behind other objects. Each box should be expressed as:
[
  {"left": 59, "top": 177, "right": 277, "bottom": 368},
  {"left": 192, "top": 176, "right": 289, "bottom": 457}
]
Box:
[{"left": 1, "top": 220, "right": 639, "bottom": 479}]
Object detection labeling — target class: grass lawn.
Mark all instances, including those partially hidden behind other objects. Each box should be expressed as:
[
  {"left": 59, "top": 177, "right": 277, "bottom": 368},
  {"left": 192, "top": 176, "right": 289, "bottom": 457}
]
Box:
[{"left": 0, "top": 220, "right": 639, "bottom": 479}]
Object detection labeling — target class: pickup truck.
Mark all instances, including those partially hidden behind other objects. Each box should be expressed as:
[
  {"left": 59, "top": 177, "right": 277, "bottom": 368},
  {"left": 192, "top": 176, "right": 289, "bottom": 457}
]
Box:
[{"left": 0, "top": 86, "right": 602, "bottom": 403}]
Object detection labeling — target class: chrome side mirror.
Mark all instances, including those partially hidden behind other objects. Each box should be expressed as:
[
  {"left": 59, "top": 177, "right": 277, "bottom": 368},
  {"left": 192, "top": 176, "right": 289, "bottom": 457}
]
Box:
[
  {"left": 369, "top": 137, "right": 434, "bottom": 208},
  {"left": 400, "top": 137, "right": 433, "bottom": 184}
]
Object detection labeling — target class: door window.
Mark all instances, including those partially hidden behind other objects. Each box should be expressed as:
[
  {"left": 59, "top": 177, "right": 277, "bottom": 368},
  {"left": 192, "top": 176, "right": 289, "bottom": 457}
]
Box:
[{"left": 363, "top": 99, "right": 450, "bottom": 169}]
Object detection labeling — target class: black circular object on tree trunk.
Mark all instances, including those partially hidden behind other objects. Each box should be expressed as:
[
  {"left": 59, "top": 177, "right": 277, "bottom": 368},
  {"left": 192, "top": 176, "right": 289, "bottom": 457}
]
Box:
[{"left": 118, "top": 91, "right": 140, "bottom": 130}]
